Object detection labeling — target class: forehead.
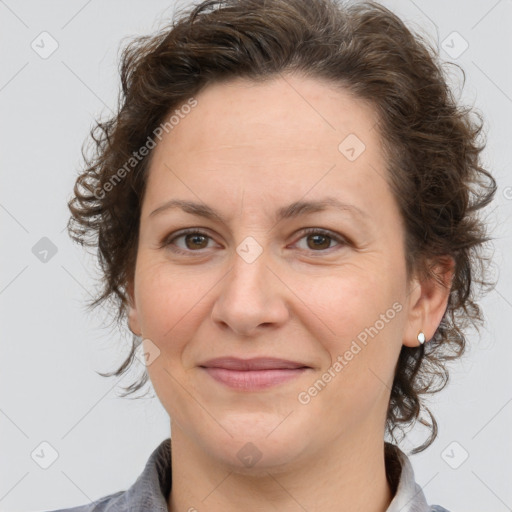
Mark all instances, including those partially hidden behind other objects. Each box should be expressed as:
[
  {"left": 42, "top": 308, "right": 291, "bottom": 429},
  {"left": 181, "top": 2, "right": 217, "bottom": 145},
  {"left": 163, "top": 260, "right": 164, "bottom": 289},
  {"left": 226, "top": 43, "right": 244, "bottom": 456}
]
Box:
[
  {"left": 158, "top": 74, "right": 380, "bottom": 157},
  {"left": 142, "top": 74, "right": 392, "bottom": 221}
]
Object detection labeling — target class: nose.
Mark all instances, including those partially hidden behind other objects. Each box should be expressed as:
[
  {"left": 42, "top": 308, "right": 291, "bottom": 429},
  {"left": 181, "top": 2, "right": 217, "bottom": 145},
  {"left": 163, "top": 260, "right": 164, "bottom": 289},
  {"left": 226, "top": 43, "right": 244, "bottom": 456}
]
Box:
[{"left": 211, "top": 247, "right": 290, "bottom": 337}]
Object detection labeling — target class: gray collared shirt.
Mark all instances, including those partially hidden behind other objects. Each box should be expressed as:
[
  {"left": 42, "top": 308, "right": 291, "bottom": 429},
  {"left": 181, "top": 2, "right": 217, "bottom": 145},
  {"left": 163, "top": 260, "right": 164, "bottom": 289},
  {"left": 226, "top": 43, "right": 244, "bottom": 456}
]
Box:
[{"left": 48, "top": 438, "right": 450, "bottom": 512}]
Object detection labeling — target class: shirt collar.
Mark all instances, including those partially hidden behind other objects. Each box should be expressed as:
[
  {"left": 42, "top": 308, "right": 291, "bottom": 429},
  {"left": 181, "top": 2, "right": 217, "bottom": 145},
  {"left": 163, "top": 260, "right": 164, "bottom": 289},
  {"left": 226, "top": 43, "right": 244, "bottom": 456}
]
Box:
[
  {"left": 385, "top": 442, "right": 431, "bottom": 512},
  {"left": 121, "top": 438, "right": 430, "bottom": 512}
]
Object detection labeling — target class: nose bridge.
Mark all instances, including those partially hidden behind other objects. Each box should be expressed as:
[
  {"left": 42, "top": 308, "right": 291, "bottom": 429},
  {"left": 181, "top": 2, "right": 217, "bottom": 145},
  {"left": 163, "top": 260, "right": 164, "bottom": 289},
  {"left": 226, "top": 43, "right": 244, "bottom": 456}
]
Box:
[
  {"left": 211, "top": 234, "right": 289, "bottom": 334},
  {"left": 228, "top": 234, "right": 273, "bottom": 301}
]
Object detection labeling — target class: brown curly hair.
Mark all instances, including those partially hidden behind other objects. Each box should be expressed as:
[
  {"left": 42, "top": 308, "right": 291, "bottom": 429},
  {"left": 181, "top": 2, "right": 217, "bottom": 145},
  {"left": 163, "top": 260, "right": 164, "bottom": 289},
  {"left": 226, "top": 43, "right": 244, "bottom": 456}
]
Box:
[{"left": 67, "top": 0, "right": 496, "bottom": 453}]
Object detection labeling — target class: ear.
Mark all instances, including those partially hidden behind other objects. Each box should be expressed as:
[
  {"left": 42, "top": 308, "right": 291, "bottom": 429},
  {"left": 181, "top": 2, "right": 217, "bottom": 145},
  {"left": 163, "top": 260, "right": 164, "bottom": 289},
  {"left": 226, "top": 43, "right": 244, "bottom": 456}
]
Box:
[
  {"left": 403, "top": 256, "right": 454, "bottom": 347},
  {"left": 126, "top": 280, "right": 142, "bottom": 337}
]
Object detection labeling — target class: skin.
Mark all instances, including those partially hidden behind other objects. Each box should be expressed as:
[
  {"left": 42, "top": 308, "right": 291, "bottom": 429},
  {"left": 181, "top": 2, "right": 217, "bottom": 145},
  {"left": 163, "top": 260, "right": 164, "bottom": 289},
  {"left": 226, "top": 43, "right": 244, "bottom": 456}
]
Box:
[{"left": 127, "top": 73, "right": 452, "bottom": 512}]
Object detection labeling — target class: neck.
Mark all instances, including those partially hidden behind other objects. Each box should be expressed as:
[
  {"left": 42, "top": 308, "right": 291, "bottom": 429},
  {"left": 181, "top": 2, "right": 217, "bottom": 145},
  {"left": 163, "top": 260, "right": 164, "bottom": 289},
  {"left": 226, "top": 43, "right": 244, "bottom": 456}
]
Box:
[{"left": 167, "top": 422, "right": 393, "bottom": 512}]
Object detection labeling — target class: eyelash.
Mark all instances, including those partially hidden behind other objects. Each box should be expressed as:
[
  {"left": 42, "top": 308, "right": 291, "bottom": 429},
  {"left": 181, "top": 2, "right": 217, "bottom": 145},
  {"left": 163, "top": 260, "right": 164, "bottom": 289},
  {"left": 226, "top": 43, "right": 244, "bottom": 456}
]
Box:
[{"left": 161, "top": 227, "right": 349, "bottom": 256}]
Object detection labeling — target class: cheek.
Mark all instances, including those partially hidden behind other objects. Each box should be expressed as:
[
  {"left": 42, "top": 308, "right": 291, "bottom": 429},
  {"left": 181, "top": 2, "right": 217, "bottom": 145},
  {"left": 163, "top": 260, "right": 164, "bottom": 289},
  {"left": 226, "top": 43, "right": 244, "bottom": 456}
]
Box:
[
  {"left": 134, "top": 262, "right": 213, "bottom": 418},
  {"left": 298, "top": 279, "right": 405, "bottom": 437},
  {"left": 310, "top": 266, "right": 402, "bottom": 346},
  {"left": 135, "top": 259, "right": 213, "bottom": 341},
  {"left": 307, "top": 267, "right": 406, "bottom": 400}
]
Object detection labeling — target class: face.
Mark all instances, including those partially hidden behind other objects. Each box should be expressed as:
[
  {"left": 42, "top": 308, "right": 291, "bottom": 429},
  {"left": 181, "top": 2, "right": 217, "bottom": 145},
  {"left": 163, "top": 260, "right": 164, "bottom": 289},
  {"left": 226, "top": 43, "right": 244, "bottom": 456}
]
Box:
[{"left": 127, "top": 74, "right": 427, "bottom": 471}]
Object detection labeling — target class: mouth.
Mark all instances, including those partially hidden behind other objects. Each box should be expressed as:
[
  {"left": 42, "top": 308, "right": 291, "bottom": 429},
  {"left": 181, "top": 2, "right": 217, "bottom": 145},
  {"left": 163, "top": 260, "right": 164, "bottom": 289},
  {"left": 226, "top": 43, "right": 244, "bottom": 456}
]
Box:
[{"left": 198, "top": 357, "right": 311, "bottom": 391}]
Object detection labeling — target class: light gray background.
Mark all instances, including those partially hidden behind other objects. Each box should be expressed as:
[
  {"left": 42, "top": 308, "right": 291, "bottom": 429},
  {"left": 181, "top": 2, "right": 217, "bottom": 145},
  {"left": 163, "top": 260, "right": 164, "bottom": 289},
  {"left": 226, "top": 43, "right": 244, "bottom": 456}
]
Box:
[{"left": 1, "top": 1, "right": 511, "bottom": 511}]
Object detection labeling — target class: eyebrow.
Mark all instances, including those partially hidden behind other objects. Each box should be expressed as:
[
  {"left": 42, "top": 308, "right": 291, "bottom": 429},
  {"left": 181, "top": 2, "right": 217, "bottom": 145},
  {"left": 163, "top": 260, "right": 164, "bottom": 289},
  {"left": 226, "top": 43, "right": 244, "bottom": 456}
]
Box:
[{"left": 149, "top": 197, "right": 369, "bottom": 224}]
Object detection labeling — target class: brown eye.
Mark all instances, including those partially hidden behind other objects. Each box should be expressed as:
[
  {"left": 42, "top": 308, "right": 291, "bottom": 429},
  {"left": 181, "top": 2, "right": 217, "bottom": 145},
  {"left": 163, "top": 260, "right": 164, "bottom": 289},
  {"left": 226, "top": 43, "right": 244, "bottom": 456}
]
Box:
[
  {"left": 306, "top": 233, "right": 332, "bottom": 250},
  {"left": 163, "top": 229, "right": 217, "bottom": 255},
  {"left": 294, "top": 228, "right": 346, "bottom": 252},
  {"left": 183, "top": 233, "right": 209, "bottom": 250}
]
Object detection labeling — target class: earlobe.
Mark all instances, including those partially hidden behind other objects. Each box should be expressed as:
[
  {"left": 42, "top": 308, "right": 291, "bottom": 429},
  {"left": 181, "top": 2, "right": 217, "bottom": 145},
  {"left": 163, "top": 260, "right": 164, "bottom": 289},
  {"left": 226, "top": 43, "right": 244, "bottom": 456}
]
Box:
[
  {"left": 403, "top": 257, "right": 454, "bottom": 348},
  {"left": 128, "top": 307, "right": 142, "bottom": 337},
  {"left": 126, "top": 282, "right": 142, "bottom": 337}
]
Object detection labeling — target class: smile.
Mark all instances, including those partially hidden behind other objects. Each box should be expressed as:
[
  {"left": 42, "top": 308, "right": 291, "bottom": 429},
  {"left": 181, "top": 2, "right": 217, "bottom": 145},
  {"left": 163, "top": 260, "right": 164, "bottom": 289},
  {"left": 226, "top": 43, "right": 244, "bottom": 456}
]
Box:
[{"left": 200, "top": 367, "right": 309, "bottom": 391}]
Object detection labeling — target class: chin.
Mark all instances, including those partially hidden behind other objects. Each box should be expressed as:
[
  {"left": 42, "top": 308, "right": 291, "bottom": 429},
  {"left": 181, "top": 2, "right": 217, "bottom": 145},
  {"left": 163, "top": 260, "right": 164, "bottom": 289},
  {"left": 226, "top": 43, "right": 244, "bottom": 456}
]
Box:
[
  {"left": 220, "top": 441, "right": 305, "bottom": 476},
  {"left": 197, "top": 420, "right": 310, "bottom": 474}
]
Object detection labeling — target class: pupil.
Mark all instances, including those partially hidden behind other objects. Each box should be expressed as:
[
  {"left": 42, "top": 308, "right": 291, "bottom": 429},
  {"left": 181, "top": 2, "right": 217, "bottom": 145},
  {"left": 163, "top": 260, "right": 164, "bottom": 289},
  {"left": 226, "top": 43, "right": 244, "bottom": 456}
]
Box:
[
  {"left": 310, "top": 234, "right": 329, "bottom": 249},
  {"left": 187, "top": 234, "right": 207, "bottom": 249}
]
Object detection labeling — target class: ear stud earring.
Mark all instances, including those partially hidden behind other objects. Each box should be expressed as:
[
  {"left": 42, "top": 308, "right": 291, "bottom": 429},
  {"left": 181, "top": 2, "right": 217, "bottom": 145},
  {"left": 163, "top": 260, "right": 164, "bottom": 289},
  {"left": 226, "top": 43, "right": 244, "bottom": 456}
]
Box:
[{"left": 417, "top": 331, "right": 426, "bottom": 345}]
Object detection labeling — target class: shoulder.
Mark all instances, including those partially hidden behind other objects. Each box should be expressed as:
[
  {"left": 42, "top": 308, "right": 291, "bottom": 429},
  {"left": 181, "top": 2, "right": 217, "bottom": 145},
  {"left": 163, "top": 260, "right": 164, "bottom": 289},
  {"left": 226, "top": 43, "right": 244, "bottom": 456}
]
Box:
[
  {"left": 44, "top": 490, "right": 126, "bottom": 511},
  {"left": 42, "top": 438, "right": 172, "bottom": 512}
]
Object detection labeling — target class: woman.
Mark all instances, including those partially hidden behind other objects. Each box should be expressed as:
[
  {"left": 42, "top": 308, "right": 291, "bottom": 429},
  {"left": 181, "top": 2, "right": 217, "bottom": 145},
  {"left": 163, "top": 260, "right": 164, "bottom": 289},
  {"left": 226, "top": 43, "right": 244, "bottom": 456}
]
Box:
[{"left": 53, "top": 0, "right": 496, "bottom": 510}]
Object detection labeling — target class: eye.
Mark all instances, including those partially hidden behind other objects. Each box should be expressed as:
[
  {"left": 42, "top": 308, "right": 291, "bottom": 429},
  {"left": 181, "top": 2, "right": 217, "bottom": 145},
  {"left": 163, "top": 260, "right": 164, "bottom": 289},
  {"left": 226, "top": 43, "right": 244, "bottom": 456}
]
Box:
[
  {"left": 162, "top": 229, "right": 218, "bottom": 255},
  {"left": 293, "top": 228, "right": 347, "bottom": 252},
  {"left": 161, "top": 227, "right": 348, "bottom": 256}
]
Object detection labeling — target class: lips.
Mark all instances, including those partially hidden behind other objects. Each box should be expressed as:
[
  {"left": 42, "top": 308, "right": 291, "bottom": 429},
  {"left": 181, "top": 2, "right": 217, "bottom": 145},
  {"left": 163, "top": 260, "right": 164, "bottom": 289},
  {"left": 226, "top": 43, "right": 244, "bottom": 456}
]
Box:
[
  {"left": 199, "top": 357, "right": 311, "bottom": 391},
  {"left": 199, "top": 357, "right": 310, "bottom": 371}
]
